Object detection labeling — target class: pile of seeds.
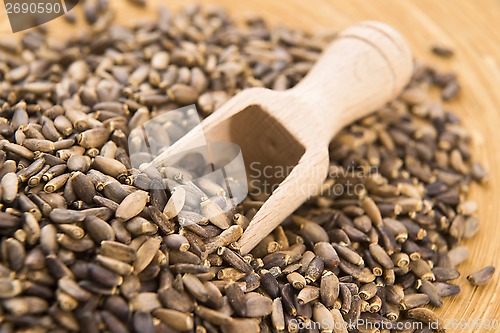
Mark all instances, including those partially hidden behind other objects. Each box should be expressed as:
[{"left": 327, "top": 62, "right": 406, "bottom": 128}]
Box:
[{"left": 0, "top": 3, "right": 495, "bottom": 333}]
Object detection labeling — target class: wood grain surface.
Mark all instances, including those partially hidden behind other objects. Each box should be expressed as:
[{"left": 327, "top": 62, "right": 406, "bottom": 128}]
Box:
[{"left": 1, "top": 0, "right": 499, "bottom": 330}]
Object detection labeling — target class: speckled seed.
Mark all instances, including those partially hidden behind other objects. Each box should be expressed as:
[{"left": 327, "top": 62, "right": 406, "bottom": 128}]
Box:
[
  {"left": 167, "top": 84, "right": 198, "bottom": 104},
  {"left": 1, "top": 172, "right": 18, "bottom": 204},
  {"left": 93, "top": 156, "right": 127, "bottom": 180},
  {"left": 163, "top": 187, "right": 186, "bottom": 219},
  {"left": 115, "top": 190, "right": 149, "bottom": 221},
  {"left": 71, "top": 171, "right": 96, "bottom": 204},
  {"left": 467, "top": 266, "right": 495, "bottom": 286},
  {"left": 406, "top": 307, "right": 444, "bottom": 333},
  {"left": 369, "top": 243, "right": 394, "bottom": 270},
  {"left": 133, "top": 236, "right": 162, "bottom": 273},
  {"left": 320, "top": 270, "right": 339, "bottom": 307},
  {"left": 201, "top": 198, "right": 231, "bottom": 229},
  {"left": 297, "top": 286, "right": 320, "bottom": 305},
  {"left": 67, "top": 155, "right": 92, "bottom": 173}
]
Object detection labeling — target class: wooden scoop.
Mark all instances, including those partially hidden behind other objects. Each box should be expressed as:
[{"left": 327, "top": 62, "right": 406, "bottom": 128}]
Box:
[{"left": 150, "top": 21, "right": 413, "bottom": 254}]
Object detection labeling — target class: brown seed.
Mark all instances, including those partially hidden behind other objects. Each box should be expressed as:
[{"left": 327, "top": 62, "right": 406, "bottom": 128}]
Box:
[
  {"left": 71, "top": 171, "right": 96, "bottom": 204},
  {"left": 293, "top": 215, "right": 329, "bottom": 243},
  {"left": 225, "top": 282, "right": 247, "bottom": 317},
  {"left": 1, "top": 172, "right": 18, "bottom": 204},
  {"left": 44, "top": 173, "right": 70, "bottom": 193},
  {"left": 0, "top": 278, "right": 23, "bottom": 298},
  {"left": 385, "top": 284, "right": 404, "bottom": 305},
  {"left": 23, "top": 81, "right": 55, "bottom": 94},
  {"left": 328, "top": 308, "right": 348, "bottom": 333},
  {"left": 312, "top": 301, "right": 335, "bottom": 333},
  {"left": 134, "top": 236, "right": 162, "bottom": 273},
  {"left": 182, "top": 273, "right": 209, "bottom": 302},
  {"left": 287, "top": 272, "right": 307, "bottom": 289},
  {"left": 67, "top": 155, "right": 92, "bottom": 173},
  {"left": 86, "top": 263, "right": 122, "bottom": 288},
  {"left": 314, "top": 242, "right": 340, "bottom": 268},
  {"left": 100, "top": 241, "right": 137, "bottom": 263},
  {"left": 3, "top": 296, "right": 49, "bottom": 315},
  {"left": 42, "top": 164, "right": 67, "bottom": 182},
  {"left": 305, "top": 256, "right": 324, "bottom": 283},
  {"left": 271, "top": 298, "right": 286, "bottom": 331},
  {"left": 126, "top": 216, "right": 158, "bottom": 236},
  {"left": 409, "top": 259, "right": 435, "bottom": 281},
  {"left": 58, "top": 277, "right": 92, "bottom": 301},
  {"left": 195, "top": 305, "right": 232, "bottom": 325},
  {"left": 132, "top": 312, "right": 155, "bottom": 333},
  {"left": 251, "top": 235, "right": 280, "bottom": 258},
  {"left": 205, "top": 225, "right": 243, "bottom": 254},
  {"left": 58, "top": 223, "right": 85, "bottom": 239},
  {"left": 159, "top": 285, "right": 194, "bottom": 311},
  {"left": 58, "top": 234, "right": 94, "bottom": 252},
  {"left": 49, "top": 208, "right": 86, "bottom": 224},
  {"left": 263, "top": 252, "right": 290, "bottom": 269},
  {"left": 167, "top": 84, "right": 198, "bottom": 104},
  {"left": 280, "top": 243, "right": 306, "bottom": 264},
  {"left": 339, "top": 283, "right": 352, "bottom": 314},
  {"left": 319, "top": 270, "right": 340, "bottom": 307},
  {"left": 362, "top": 196, "right": 383, "bottom": 228},
  {"left": 432, "top": 266, "right": 460, "bottom": 282},
  {"left": 85, "top": 215, "right": 115, "bottom": 242},
  {"left": 45, "top": 254, "right": 73, "bottom": 280},
  {"left": 40, "top": 224, "right": 59, "bottom": 255},
  {"left": 297, "top": 286, "right": 320, "bottom": 305},
  {"left": 382, "top": 218, "right": 408, "bottom": 243},
  {"left": 148, "top": 206, "right": 175, "bottom": 235},
  {"left": 406, "top": 307, "right": 444, "bottom": 332},
  {"left": 130, "top": 292, "right": 162, "bottom": 313},
  {"left": 467, "top": 266, "right": 495, "bottom": 286},
  {"left": 201, "top": 198, "right": 231, "bottom": 229},
  {"left": 163, "top": 234, "right": 190, "bottom": 252},
  {"left": 100, "top": 310, "right": 129, "bottom": 333},
  {"left": 115, "top": 190, "right": 149, "bottom": 222},
  {"left": 16, "top": 157, "right": 45, "bottom": 183},
  {"left": 245, "top": 292, "right": 273, "bottom": 317},
  {"left": 4, "top": 238, "right": 26, "bottom": 271},
  {"left": 218, "top": 246, "right": 253, "bottom": 274},
  {"left": 2, "top": 141, "right": 34, "bottom": 160},
  {"left": 22, "top": 212, "right": 40, "bottom": 245},
  {"left": 417, "top": 279, "right": 442, "bottom": 307},
  {"left": 260, "top": 270, "right": 280, "bottom": 299},
  {"left": 431, "top": 45, "right": 454, "bottom": 57},
  {"left": 22, "top": 138, "right": 55, "bottom": 153},
  {"left": 333, "top": 244, "right": 364, "bottom": 266},
  {"left": 93, "top": 156, "right": 128, "bottom": 181},
  {"left": 368, "top": 243, "right": 394, "bottom": 270},
  {"left": 51, "top": 117, "right": 72, "bottom": 139},
  {"left": 28, "top": 165, "right": 50, "bottom": 187},
  {"left": 442, "top": 80, "right": 460, "bottom": 101},
  {"left": 221, "top": 318, "right": 260, "bottom": 333},
  {"left": 471, "top": 162, "right": 488, "bottom": 183},
  {"left": 359, "top": 282, "right": 377, "bottom": 301},
  {"left": 87, "top": 257, "right": 124, "bottom": 278},
  {"left": 391, "top": 252, "right": 410, "bottom": 268},
  {"left": 401, "top": 293, "right": 430, "bottom": 310}
]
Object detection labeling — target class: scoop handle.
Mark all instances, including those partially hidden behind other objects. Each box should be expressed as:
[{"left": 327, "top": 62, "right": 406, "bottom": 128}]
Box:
[{"left": 288, "top": 21, "right": 413, "bottom": 141}]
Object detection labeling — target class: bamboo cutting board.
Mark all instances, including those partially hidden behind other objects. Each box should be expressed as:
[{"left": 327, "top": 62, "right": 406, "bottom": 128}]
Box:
[{"left": 1, "top": 0, "right": 499, "bottom": 331}]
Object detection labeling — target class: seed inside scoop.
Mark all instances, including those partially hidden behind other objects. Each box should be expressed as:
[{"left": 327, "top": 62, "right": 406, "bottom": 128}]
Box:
[{"left": 0, "top": 2, "right": 493, "bottom": 333}]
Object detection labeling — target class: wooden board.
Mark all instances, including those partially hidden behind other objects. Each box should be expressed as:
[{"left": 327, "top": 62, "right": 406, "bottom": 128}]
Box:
[{"left": 1, "top": 0, "right": 499, "bottom": 330}]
